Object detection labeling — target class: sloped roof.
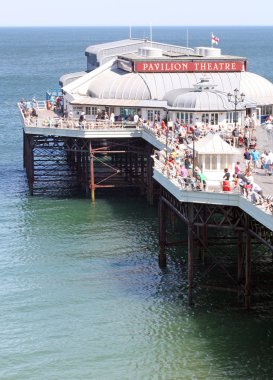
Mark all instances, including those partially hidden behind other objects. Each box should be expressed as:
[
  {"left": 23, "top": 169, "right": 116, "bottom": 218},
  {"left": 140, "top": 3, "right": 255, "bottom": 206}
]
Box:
[
  {"left": 164, "top": 89, "right": 256, "bottom": 111},
  {"left": 81, "top": 69, "right": 273, "bottom": 106},
  {"left": 62, "top": 58, "right": 273, "bottom": 107},
  {"left": 189, "top": 133, "right": 241, "bottom": 154}
]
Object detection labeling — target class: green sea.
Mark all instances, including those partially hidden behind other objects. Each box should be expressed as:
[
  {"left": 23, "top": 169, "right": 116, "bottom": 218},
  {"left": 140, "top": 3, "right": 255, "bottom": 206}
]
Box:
[{"left": 1, "top": 26, "right": 273, "bottom": 379}]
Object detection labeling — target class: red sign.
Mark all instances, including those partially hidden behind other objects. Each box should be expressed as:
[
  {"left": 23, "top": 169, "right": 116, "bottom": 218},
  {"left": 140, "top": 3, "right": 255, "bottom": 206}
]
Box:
[{"left": 134, "top": 61, "right": 245, "bottom": 73}]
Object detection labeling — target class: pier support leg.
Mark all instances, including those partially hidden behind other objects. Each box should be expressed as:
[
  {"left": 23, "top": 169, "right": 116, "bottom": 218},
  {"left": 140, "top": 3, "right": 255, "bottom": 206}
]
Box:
[
  {"left": 23, "top": 131, "right": 26, "bottom": 168},
  {"left": 237, "top": 231, "right": 243, "bottom": 297},
  {"left": 25, "top": 135, "right": 34, "bottom": 195},
  {"left": 188, "top": 204, "right": 194, "bottom": 306},
  {"left": 89, "top": 142, "right": 95, "bottom": 203},
  {"left": 245, "top": 231, "right": 251, "bottom": 310},
  {"left": 146, "top": 146, "right": 154, "bottom": 205},
  {"left": 198, "top": 224, "right": 207, "bottom": 264},
  {"left": 159, "top": 197, "right": 167, "bottom": 268},
  {"left": 188, "top": 223, "right": 194, "bottom": 306}
]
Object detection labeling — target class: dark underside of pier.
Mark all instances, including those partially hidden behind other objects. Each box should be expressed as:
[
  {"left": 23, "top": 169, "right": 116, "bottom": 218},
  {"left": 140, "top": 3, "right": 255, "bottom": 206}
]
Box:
[
  {"left": 23, "top": 133, "right": 157, "bottom": 201},
  {"left": 23, "top": 132, "right": 273, "bottom": 310}
]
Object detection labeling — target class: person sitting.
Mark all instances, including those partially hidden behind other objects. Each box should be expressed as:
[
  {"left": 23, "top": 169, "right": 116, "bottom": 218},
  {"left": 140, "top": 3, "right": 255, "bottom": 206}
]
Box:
[
  {"left": 79, "top": 112, "right": 86, "bottom": 129},
  {"left": 31, "top": 108, "right": 38, "bottom": 117},
  {"left": 197, "top": 172, "right": 207, "bottom": 191}
]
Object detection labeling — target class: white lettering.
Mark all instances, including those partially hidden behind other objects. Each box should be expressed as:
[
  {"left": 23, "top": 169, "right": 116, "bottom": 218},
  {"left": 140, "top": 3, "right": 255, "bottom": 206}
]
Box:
[
  {"left": 174, "top": 63, "right": 181, "bottom": 71},
  {"left": 136, "top": 60, "right": 244, "bottom": 73},
  {"left": 143, "top": 63, "right": 148, "bottom": 71},
  {"left": 212, "top": 63, "right": 218, "bottom": 70}
]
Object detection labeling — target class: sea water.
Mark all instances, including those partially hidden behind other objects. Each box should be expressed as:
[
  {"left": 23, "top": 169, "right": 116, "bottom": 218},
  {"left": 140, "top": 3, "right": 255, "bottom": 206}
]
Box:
[{"left": 1, "top": 26, "right": 273, "bottom": 379}]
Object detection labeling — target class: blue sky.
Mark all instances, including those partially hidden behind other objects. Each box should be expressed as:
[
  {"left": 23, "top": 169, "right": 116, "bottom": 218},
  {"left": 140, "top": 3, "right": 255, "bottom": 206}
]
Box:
[{"left": 1, "top": 0, "right": 273, "bottom": 26}]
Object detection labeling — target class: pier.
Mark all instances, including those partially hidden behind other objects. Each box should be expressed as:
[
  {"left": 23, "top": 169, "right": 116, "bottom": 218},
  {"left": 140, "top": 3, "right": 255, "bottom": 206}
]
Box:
[{"left": 19, "top": 102, "right": 273, "bottom": 309}]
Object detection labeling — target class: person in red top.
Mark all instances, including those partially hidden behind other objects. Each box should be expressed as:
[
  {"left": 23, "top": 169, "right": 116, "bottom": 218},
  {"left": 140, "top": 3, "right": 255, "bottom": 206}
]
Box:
[{"left": 222, "top": 168, "right": 231, "bottom": 191}]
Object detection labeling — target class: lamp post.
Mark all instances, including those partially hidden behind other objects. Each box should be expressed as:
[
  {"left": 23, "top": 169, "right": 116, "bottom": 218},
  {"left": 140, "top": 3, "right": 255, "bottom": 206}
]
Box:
[
  {"left": 227, "top": 88, "right": 245, "bottom": 129},
  {"left": 165, "top": 110, "right": 169, "bottom": 162}
]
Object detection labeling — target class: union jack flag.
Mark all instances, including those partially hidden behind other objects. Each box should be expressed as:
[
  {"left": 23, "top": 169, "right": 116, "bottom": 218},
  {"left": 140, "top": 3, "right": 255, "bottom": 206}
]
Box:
[{"left": 211, "top": 33, "right": 220, "bottom": 45}]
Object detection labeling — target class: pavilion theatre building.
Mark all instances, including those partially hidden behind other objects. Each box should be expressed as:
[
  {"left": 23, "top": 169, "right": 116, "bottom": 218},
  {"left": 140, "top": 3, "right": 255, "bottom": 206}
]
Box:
[{"left": 60, "top": 39, "right": 273, "bottom": 128}]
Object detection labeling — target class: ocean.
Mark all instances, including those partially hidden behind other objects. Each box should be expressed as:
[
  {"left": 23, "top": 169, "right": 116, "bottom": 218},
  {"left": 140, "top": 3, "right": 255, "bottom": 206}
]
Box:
[{"left": 1, "top": 26, "right": 273, "bottom": 379}]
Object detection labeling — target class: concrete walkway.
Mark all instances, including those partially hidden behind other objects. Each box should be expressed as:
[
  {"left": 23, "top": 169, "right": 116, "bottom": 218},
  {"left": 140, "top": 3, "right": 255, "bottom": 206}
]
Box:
[{"left": 246, "top": 125, "right": 273, "bottom": 197}]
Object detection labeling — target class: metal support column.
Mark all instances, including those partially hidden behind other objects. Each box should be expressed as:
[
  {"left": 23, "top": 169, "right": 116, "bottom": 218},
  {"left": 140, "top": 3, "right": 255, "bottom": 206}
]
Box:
[
  {"left": 25, "top": 134, "right": 34, "bottom": 195},
  {"left": 245, "top": 231, "right": 251, "bottom": 309},
  {"left": 146, "top": 146, "right": 154, "bottom": 205},
  {"left": 237, "top": 231, "right": 243, "bottom": 296},
  {"left": 188, "top": 203, "right": 194, "bottom": 306},
  {"left": 89, "top": 141, "right": 95, "bottom": 203},
  {"left": 159, "top": 196, "right": 167, "bottom": 268}
]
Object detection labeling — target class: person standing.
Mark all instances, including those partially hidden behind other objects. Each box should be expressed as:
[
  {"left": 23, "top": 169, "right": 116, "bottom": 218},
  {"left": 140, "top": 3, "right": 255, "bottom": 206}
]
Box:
[
  {"left": 232, "top": 127, "right": 240, "bottom": 147},
  {"left": 251, "top": 147, "right": 260, "bottom": 173},
  {"left": 234, "top": 161, "right": 241, "bottom": 175},
  {"left": 243, "top": 148, "right": 251, "bottom": 169},
  {"left": 222, "top": 168, "right": 231, "bottom": 191}
]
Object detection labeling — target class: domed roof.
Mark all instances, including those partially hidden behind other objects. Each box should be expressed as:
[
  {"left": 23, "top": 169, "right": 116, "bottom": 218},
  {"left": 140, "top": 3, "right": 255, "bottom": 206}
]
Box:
[
  {"left": 88, "top": 67, "right": 151, "bottom": 100},
  {"left": 240, "top": 71, "right": 273, "bottom": 105},
  {"left": 84, "top": 62, "right": 273, "bottom": 106},
  {"left": 164, "top": 89, "right": 233, "bottom": 111}
]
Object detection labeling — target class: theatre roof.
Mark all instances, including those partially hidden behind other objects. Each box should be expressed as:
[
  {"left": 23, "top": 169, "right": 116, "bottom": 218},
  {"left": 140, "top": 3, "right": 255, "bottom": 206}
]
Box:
[{"left": 63, "top": 61, "right": 273, "bottom": 107}]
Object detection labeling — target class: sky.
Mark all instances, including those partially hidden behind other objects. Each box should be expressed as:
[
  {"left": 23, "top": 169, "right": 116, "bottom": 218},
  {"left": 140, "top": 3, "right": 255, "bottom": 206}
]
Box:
[{"left": 1, "top": 0, "right": 273, "bottom": 27}]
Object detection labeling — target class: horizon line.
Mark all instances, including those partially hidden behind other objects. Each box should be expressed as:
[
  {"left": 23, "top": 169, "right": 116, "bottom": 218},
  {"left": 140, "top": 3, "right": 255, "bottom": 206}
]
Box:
[{"left": 1, "top": 24, "right": 273, "bottom": 28}]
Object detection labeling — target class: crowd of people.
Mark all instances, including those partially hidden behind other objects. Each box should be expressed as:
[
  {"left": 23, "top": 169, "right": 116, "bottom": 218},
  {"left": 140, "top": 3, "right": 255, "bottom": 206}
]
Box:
[
  {"left": 19, "top": 100, "right": 273, "bottom": 214},
  {"left": 152, "top": 119, "right": 273, "bottom": 215}
]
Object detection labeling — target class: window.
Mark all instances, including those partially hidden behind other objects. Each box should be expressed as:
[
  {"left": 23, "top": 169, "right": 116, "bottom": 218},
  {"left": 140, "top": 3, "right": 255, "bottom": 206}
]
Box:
[
  {"left": 210, "top": 113, "right": 218, "bottom": 125},
  {"left": 176, "top": 112, "right": 193, "bottom": 124},
  {"left": 147, "top": 110, "right": 154, "bottom": 121},
  {"left": 226, "top": 112, "right": 233, "bottom": 123},
  {"left": 261, "top": 105, "right": 273, "bottom": 116},
  {"left": 226, "top": 111, "right": 238, "bottom": 123},
  {"left": 85, "top": 106, "right": 98, "bottom": 116},
  {"left": 220, "top": 155, "right": 228, "bottom": 169},
  {"left": 202, "top": 114, "right": 209, "bottom": 124},
  {"left": 147, "top": 109, "right": 161, "bottom": 122},
  {"left": 205, "top": 155, "right": 211, "bottom": 170},
  {"left": 120, "top": 107, "right": 136, "bottom": 120}
]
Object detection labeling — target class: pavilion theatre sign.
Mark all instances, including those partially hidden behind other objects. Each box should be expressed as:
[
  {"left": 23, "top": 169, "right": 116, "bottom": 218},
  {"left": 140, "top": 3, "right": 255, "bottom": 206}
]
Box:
[{"left": 134, "top": 60, "right": 245, "bottom": 73}]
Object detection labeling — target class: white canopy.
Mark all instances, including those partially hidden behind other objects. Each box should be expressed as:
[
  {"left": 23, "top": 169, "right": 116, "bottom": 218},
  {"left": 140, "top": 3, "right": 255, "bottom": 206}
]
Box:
[{"left": 189, "top": 132, "right": 241, "bottom": 154}]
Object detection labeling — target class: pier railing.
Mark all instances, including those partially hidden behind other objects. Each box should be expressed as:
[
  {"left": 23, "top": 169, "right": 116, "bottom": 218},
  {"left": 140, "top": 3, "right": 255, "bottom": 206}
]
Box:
[
  {"left": 153, "top": 156, "right": 240, "bottom": 193},
  {"left": 18, "top": 104, "right": 140, "bottom": 131},
  {"left": 152, "top": 156, "right": 273, "bottom": 221}
]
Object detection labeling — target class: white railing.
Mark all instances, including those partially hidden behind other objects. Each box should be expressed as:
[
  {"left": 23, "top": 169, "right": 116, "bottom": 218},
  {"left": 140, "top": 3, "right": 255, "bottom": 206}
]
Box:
[
  {"left": 20, "top": 113, "right": 139, "bottom": 132},
  {"left": 35, "top": 100, "right": 47, "bottom": 110},
  {"left": 153, "top": 157, "right": 237, "bottom": 193},
  {"left": 153, "top": 156, "right": 273, "bottom": 217}
]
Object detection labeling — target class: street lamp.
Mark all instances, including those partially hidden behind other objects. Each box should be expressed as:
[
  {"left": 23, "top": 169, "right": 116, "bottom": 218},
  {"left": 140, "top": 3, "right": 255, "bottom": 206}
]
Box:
[
  {"left": 192, "top": 135, "right": 196, "bottom": 177},
  {"left": 227, "top": 88, "right": 245, "bottom": 128},
  {"left": 165, "top": 110, "right": 169, "bottom": 162}
]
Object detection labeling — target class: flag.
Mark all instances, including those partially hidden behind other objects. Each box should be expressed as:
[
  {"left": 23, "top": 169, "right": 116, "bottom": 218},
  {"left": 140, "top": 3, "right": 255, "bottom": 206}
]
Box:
[{"left": 211, "top": 33, "right": 219, "bottom": 45}]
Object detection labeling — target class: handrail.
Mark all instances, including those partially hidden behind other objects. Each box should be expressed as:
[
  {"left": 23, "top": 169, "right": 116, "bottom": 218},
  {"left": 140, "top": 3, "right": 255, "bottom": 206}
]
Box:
[
  {"left": 152, "top": 155, "right": 273, "bottom": 216},
  {"left": 153, "top": 156, "right": 236, "bottom": 193},
  {"left": 18, "top": 103, "right": 140, "bottom": 131}
]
